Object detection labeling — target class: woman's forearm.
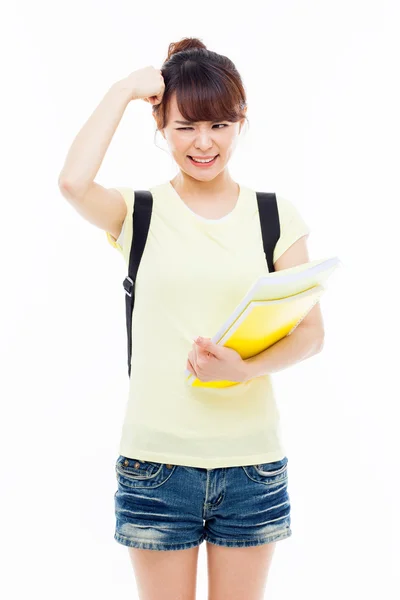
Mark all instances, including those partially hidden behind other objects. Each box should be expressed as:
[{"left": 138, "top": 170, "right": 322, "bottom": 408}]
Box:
[{"left": 243, "top": 326, "right": 324, "bottom": 381}]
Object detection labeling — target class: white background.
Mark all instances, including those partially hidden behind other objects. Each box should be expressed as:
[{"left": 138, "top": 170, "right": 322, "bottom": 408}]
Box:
[{"left": 1, "top": 1, "right": 399, "bottom": 598}]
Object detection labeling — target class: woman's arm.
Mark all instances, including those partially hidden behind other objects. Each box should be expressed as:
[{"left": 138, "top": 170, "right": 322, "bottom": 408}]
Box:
[{"left": 242, "top": 324, "right": 324, "bottom": 381}]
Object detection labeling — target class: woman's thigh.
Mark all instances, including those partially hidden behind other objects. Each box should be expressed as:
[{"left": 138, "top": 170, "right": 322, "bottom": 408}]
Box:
[
  {"left": 128, "top": 545, "right": 200, "bottom": 600},
  {"left": 206, "top": 541, "right": 276, "bottom": 600}
]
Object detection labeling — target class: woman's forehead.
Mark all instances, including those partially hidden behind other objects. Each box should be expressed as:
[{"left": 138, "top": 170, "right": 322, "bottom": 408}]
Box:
[{"left": 168, "top": 94, "right": 183, "bottom": 117}]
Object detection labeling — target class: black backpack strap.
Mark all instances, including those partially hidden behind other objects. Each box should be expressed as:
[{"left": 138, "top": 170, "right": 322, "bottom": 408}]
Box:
[
  {"left": 122, "top": 190, "right": 153, "bottom": 377},
  {"left": 256, "top": 192, "right": 280, "bottom": 273}
]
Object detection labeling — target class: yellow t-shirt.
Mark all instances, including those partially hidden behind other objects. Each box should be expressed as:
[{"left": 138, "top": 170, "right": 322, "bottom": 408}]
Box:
[{"left": 106, "top": 180, "right": 310, "bottom": 468}]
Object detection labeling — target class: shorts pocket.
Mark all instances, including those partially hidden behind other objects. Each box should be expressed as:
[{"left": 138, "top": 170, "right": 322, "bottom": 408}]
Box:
[
  {"left": 241, "top": 456, "right": 288, "bottom": 486},
  {"left": 115, "top": 455, "right": 176, "bottom": 489}
]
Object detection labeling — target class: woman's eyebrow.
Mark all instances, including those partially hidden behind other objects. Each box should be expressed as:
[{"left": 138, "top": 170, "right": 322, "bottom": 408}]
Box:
[{"left": 174, "top": 119, "right": 225, "bottom": 125}]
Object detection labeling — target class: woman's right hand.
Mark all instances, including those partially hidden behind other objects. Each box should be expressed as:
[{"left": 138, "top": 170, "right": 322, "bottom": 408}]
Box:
[{"left": 122, "top": 66, "right": 165, "bottom": 105}]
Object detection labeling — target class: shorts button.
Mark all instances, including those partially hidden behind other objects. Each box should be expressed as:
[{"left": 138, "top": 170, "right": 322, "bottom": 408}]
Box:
[
  {"left": 166, "top": 464, "right": 173, "bottom": 469},
  {"left": 123, "top": 459, "right": 129, "bottom": 466},
  {"left": 134, "top": 462, "right": 140, "bottom": 468}
]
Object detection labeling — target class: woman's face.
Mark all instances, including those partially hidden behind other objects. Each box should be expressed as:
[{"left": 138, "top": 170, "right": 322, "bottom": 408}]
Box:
[{"left": 156, "top": 93, "right": 245, "bottom": 179}]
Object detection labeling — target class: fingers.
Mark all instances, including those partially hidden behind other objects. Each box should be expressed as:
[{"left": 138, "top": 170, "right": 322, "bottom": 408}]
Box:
[
  {"left": 192, "top": 341, "right": 212, "bottom": 365},
  {"left": 187, "top": 341, "right": 212, "bottom": 378}
]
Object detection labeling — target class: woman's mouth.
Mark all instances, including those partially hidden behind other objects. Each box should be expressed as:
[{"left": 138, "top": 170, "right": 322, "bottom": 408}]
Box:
[{"left": 187, "top": 155, "right": 219, "bottom": 167}]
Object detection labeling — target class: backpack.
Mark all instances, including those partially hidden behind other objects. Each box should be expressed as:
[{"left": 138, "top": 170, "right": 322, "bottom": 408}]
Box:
[{"left": 122, "top": 191, "right": 280, "bottom": 378}]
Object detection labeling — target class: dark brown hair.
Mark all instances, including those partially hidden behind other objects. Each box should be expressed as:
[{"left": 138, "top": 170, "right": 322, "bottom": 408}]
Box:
[{"left": 153, "top": 37, "right": 248, "bottom": 131}]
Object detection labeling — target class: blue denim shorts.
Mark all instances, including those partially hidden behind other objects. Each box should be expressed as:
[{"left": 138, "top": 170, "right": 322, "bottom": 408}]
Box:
[{"left": 114, "top": 455, "right": 292, "bottom": 551}]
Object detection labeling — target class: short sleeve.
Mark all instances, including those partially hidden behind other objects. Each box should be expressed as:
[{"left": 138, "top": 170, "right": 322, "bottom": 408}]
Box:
[
  {"left": 273, "top": 196, "right": 311, "bottom": 264},
  {"left": 105, "top": 187, "right": 134, "bottom": 263}
]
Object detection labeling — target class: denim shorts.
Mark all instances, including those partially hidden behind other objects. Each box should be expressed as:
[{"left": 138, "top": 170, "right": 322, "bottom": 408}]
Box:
[{"left": 114, "top": 455, "right": 292, "bottom": 551}]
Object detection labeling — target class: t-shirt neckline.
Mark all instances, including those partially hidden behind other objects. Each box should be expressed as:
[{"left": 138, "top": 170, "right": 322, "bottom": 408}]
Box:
[{"left": 166, "top": 180, "right": 244, "bottom": 223}]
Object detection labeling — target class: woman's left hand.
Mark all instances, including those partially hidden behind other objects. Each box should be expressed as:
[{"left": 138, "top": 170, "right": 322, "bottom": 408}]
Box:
[{"left": 186, "top": 337, "right": 248, "bottom": 383}]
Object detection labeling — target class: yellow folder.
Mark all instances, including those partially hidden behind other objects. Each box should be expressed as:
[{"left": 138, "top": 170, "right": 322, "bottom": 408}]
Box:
[{"left": 184, "top": 256, "right": 342, "bottom": 389}]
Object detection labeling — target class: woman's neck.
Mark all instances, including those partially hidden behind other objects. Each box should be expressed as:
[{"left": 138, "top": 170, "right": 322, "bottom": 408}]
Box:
[{"left": 170, "top": 171, "right": 238, "bottom": 200}]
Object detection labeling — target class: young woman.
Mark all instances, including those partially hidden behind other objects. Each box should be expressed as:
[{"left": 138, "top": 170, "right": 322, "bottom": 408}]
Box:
[{"left": 59, "top": 37, "right": 324, "bottom": 600}]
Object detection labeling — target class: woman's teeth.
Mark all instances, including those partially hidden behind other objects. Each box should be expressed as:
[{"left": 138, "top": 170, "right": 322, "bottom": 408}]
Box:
[{"left": 188, "top": 155, "right": 218, "bottom": 165}]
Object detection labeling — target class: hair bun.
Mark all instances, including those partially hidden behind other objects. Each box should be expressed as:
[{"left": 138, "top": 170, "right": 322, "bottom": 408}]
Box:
[{"left": 166, "top": 37, "right": 207, "bottom": 61}]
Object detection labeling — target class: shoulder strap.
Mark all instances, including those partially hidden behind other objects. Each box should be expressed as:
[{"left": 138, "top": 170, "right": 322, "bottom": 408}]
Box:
[
  {"left": 122, "top": 190, "right": 153, "bottom": 377},
  {"left": 255, "top": 192, "right": 280, "bottom": 273},
  {"left": 122, "top": 190, "right": 280, "bottom": 378}
]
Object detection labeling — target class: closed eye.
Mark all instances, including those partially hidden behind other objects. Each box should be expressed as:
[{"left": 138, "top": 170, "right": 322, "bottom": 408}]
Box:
[{"left": 176, "top": 124, "right": 229, "bottom": 130}]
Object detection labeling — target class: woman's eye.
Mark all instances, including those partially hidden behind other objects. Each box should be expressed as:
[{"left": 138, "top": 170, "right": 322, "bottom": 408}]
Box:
[{"left": 176, "top": 124, "right": 228, "bottom": 130}]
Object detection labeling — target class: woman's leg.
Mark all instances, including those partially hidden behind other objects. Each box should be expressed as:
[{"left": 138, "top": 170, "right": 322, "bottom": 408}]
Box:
[{"left": 128, "top": 544, "right": 201, "bottom": 600}]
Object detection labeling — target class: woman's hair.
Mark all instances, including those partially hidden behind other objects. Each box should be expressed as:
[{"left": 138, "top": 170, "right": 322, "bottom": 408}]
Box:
[{"left": 153, "top": 37, "right": 248, "bottom": 132}]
